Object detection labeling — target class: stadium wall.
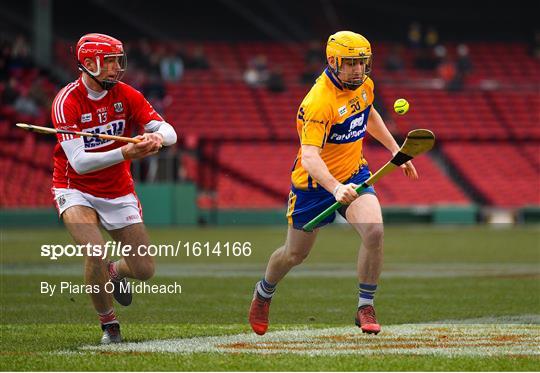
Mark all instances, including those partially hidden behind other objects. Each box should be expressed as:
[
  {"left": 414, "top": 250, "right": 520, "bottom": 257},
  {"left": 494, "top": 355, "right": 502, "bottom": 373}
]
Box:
[
  {"left": 0, "top": 183, "right": 198, "bottom": 228},
  {"left": 6, "top": 184, "right": 539, "bottom": 226}
]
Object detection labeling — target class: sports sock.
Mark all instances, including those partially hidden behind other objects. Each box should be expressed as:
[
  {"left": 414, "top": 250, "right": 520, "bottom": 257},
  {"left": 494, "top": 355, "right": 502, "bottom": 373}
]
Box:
[
  {"left": 358, "top": 283, "right": 377, "bottom": 307},
  {"left": 98, "top": 308, "right": 119, "bottom": 326},
  {"left": 108, "top": 260, "right": 122, "bottom": 281},
  {"left": 256, "top": 278, "right": 276, "bottom": 299}
]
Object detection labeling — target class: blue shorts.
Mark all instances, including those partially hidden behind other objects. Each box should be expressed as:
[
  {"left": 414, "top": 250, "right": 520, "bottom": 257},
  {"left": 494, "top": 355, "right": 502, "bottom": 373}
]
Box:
[{"left": 286, "top": 166, "right": 376, "bottom": 230}]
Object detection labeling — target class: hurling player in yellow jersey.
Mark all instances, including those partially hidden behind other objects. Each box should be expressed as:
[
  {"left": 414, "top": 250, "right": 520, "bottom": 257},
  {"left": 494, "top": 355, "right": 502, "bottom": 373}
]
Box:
[{"left": 249, "top": 31, "right": 418, "bottom": 335}]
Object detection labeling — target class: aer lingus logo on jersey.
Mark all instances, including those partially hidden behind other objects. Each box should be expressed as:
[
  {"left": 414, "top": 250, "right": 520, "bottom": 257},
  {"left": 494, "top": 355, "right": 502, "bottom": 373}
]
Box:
[
  {"left": 83, "top": 120, "right": 126, "bottom": 149},
  {"left": 327, "top": 106, "right": 371, "bottom": 144}
]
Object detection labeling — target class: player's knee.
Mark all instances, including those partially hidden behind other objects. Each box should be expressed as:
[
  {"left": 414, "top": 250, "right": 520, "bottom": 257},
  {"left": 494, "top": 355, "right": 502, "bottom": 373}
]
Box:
[
  {"left": 132, "top": 261, "right": 155, "bottom": 281},
  {"left": 285, "top": 250, "right": 309, "bottom": 267},
  {"left": 363, "top": 225, "right": 384, "bottom": 250}
]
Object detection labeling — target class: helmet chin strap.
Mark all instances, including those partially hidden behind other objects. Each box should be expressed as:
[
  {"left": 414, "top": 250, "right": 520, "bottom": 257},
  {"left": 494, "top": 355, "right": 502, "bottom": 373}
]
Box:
[
  {"left": 329, "top": 63, "right": 362, "bottom": 90},
  {"left": 78, "top": 61, "right": 118, "bottom": 91},
  {"left": 342, "top": 81, "right": 362, "bottom": 90}
]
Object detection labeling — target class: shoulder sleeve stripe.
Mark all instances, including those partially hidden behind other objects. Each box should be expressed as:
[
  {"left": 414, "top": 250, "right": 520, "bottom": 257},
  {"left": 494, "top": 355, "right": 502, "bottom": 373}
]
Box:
[
  {"left": 52, "top": 86, "right": 69, "bottom": 124},
  {"left": 53, "top": 83, "right": 75, "bottom": 123},
  {"left": 53, "top": 82, "right": 79, "bottom": 124},
  {"left": 53, "top": 83, "right": 74, "bottom": 123}
]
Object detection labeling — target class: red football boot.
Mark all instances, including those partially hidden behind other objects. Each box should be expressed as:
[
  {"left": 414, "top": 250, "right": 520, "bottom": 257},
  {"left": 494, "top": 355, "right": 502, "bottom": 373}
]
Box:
[
  {"left": 249, "top": 290, "right": 271, "bottom": 335},
  {"left": 355, "top": 305, "right": 381, "bottom": 334}
]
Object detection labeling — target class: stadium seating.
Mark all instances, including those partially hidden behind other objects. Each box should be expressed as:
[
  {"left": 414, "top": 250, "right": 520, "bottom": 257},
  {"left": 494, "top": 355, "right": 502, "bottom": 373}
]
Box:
[
  {"left": 378, "top": 87, "right": 510, "bottom": 140},
  {"left": 212, "top": 143, "right": 470, "bottom": 208},
  {"left": 443, "top": 143, "right": 540, "bottom": 207},
  {"left": 2, "top": 40, "right": 538, "bottom": 210}
]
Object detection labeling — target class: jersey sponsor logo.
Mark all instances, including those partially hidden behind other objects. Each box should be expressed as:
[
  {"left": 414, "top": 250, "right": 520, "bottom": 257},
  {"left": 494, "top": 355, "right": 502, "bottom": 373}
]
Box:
[
  {"left": 350, "top": 115, "right": 364, "bottom": 131},
  {"left": 82, "top": 120, "right": 126, "bottom": 149},
  {"left": 338, "top": 105, "right": 348, "bottom": 116},
  {"left": 59, "top": 124, "right": 78, "bottom": 130},
  {"left": 114, "top": 102, "right": 124, "bottom": 113},
  {"left": 81, "top": 113, "right": 92, "bottom": 123},
  {"left": 80, "top": 48, "right": 104, "bottom": 54},
  {"left": 305, "top": 118, "right": 326, "bottom": 125},
  {"left": 327, "top": 106, "right": 371, "bottom": 144},
  {"left": 126, "top": 214, "right": 139, "bottom": 221},
  {"left": 348, "top": 96, "right": 359, "bottom": 105}
]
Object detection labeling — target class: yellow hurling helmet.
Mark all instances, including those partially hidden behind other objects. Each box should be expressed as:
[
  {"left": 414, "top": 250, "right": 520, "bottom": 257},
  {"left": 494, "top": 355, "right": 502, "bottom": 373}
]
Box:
[{"left": 326, "top": 31, "right": 372, "bottom": 90}]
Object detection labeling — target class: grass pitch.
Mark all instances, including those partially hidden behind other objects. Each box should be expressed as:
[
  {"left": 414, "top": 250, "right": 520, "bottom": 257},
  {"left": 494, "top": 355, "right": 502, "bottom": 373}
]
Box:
[{"left": 1, "top": 225, "right": 539, "bottom": 370}]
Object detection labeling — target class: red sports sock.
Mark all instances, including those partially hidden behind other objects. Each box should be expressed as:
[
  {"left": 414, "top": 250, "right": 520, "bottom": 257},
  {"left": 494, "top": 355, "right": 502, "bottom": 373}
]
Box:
[
  {"left": 98, "top": 309, "right": 118, "bottom": 325},
  {"left": 108, "top": 261, "right": 122, "bottom": 281}
]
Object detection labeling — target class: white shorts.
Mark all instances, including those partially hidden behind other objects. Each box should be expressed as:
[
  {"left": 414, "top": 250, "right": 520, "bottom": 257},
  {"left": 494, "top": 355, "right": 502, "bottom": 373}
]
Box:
[{"left": 52, "top": 188, "right": 143, "bottom": 230}]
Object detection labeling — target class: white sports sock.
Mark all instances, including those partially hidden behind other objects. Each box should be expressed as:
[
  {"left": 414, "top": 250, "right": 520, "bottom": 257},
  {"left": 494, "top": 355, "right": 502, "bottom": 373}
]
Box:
[
  {"left": 358, "top": 297, "right": 374, "bottom": 307},
  {"left": 256, "top": 281, "right": 274, "bottom": 299}
]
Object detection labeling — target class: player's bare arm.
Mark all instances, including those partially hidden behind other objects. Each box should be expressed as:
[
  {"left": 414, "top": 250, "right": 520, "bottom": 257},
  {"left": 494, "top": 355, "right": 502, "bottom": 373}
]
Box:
[
  {"left": 367, "top": 107, "right": 418, "bottom": 179},
  {"left": 120, "top": 136, "right": 159, "bottom": 160},
  {"left": 301, "top": 144, "right": 358, "bottom": 204}
]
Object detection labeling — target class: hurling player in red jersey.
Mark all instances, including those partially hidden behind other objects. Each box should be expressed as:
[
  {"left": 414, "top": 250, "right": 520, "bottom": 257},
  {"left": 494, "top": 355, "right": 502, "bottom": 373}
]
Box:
[{"left": 51, "top": 33, "right": 177, "bottom": 344}]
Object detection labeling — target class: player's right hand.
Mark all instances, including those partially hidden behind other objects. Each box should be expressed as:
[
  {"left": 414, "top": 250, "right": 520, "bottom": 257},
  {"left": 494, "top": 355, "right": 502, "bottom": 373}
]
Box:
[
  {"left": 121, "top": 136, "right": 160, "bottom": 160},
  {"left": 333, "top": 183, "right": 359, "bottom": 205}
]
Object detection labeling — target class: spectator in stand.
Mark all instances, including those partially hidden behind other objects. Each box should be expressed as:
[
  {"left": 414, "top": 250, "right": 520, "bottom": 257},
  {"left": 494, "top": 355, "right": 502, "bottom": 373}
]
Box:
[
  {"left": 384, "top": 44, "right": 405, "bottom": 72},
  {"left": 410, "top": 23, "right": 435, "bottom": 70},
  {"left": 411, "top": 25, "right": 443, "bottom": 71},
  {"left": 14, "top": 88, "right": 40, "bottom": 117},
  {"left": 424, "top": 26, "right": 439, "bottom": 49},
  {"left": 9, "top": 35, "right": 33, "bottom": 70},
  {"left": 267, "top": 66, "right": 286, "bottom": 93},
  {"left": 125, "top": 68, "right": 147, "bottom": 92},
  {"left": 305, "top": 40, "right": 323, "bottom": 64},
  {"left": 143, "top": 74, "right": 166, "bottom": 112},
  {"left": 129, "top": 39, "right": 153, "bottom": 72},
  {"left": 456, "top": 43, "right": 472, "bottom": 75},
  {"left": 407, "top": 22, "right": 422, "bottom": 50},
  {"left": 300, "top": 60, "right": 322, "bottom": 85},
  {"left": 414, "top": 46, "right": 438, "bottom": 70},
  {"left": 433, "top": 45, "right": 447, "bottom": 66},
  {"left": 1, "top": 77, "right": 19, "bottom": 105},
  {"left": 160, "top": 52, "right": 184, "bottom": 82},
  {"left": 186, "top": 46, "right": 210, "bottom": 69},
  {"left": 437, "top": 53, "right": 464, "bottom": 92},
  {"left": 29, "top": 76, "right": 51, "bottom": 108},
  {"left": 243, "top": 54, "right": 269, "bottom": 88},
  {"left": 148, "top": 46, "right": 164, "bottom": 79}
]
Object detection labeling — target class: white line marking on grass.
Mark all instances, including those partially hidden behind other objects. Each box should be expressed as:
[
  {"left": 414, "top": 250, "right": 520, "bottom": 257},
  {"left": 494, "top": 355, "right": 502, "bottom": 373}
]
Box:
[
  {"left": 4, "top": 262, "right": 540, "bottom": 278},
  {"left": 80, "top": 323, "right": 540, "bottom": 356},
  {"left": 433, "top": 314, "right": 540, "bottom": 325}
]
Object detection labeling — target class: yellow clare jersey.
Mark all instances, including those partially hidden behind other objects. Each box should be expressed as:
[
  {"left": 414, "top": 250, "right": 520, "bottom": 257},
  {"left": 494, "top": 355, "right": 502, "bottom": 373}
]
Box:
[{"left": 291, "top": 68, "right": 375, "bottom": 190}]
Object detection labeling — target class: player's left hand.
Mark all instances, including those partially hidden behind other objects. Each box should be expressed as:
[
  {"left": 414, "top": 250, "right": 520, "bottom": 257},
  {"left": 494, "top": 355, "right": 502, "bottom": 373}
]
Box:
[
  {"left": 141, "top": 133, "right": 164, "bottom": 152},
  {"left": 401, "top": 160, "right": 418, "bottom": 180}
]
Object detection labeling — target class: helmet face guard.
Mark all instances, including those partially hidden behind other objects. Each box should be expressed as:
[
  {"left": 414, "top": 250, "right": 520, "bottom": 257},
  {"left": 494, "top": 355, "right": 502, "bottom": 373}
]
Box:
[
  {"left": 76, "top": 33, "right": 127, "bottom": 90},
  {"left": 331, "top": 55, "right": 372, "bottom": 90},
  {"left": 77, "top": 53, "right": 127, "bottom": 90},
  {"left": 326, "top": 31, "right": 373, "bottom": 90}
]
